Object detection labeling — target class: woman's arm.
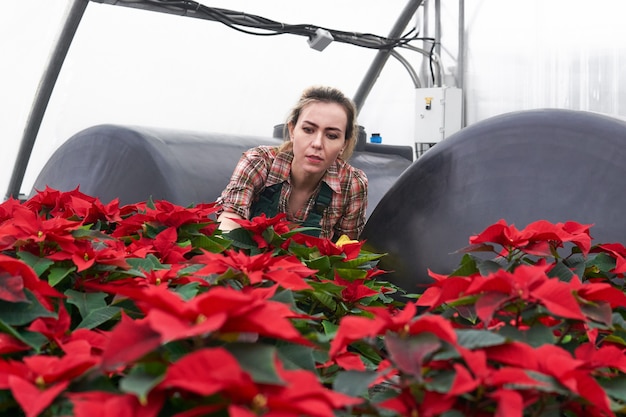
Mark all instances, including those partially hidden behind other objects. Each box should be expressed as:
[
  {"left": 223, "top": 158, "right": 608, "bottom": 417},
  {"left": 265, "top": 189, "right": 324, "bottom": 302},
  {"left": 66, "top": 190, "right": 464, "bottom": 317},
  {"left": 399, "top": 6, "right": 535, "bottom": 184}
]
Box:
[
  {"left": 217, "top": 210, "right": 245, "bottom": 232},
  {"left": 335, "top": 168, "right": 368, "bottom": 240},
  {"left": 216, "top": 146, "right": 275, "bottom": 231}
]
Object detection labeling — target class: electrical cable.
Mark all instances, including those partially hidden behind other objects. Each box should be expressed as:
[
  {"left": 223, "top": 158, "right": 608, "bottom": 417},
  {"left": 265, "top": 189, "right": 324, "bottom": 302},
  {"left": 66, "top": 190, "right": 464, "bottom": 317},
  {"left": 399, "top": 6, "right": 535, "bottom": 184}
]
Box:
[
  {"left": 96, "top": 0, "right": 439, "bottom": 82},
  {"left": 136, "top": 0, "right": 433, "bottom": 50}
]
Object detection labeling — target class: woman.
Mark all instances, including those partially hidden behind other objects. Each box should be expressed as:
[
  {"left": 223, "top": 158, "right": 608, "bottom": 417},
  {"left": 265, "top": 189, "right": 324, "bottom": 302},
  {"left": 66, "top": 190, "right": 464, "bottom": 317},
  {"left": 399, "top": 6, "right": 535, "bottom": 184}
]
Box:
[{"left": 217, "top": 85, "right": 368, "bottom": 240}]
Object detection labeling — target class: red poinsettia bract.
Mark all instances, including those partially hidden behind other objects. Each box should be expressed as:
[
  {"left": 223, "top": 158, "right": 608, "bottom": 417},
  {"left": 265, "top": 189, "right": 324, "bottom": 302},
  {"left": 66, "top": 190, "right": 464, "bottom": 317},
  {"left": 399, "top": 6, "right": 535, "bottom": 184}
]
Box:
[
  {"left": 329, "top": 303, "right": 457, "bottom": 359},
  {"left": 191, "top": 249, "right": 315, "bottom": 290},
  {"left": 419, "top": 263, "right": 626, "bottom": 329},
  {"left": 160, "top": 348, "right": 361, "bottom": 417},
  {"left": 110, "top": 200, "right": 219, "bottom": 238},
  {"left": 332, "top": 274, "right": 379, "bottom": 304},
  {"left": 0, "top": 253, "right": 62, "bottom": 309},
  {"left": 230, "top": 212, "right": 291, "bottom": 248},
  {"left": 100, "top": 284, "right": 311, "bottom": 370},
  {"left": 0, "top": 340, "right": 100, "bottom": 417},
  {"left": 287, "top": 232, "right": 364, "bottom": 261},
  {"left": 26, "top": 186, "right": 123, "bottom": 225},
  {"left": 486, "top": 342, "right": 614, "bottom": 416},
  {"left": 468, "top": 218, "right": 593, "bottom": 256},
  {"left": 68, "top": 391, "right": 164, "bottom": 417}
]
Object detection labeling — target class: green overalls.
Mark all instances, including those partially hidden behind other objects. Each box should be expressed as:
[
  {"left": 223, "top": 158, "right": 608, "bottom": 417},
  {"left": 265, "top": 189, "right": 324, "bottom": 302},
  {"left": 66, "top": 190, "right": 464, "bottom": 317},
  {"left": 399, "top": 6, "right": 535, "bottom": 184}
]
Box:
[{"left": 250, "top": 182, "right": 332, "bottom": 238}]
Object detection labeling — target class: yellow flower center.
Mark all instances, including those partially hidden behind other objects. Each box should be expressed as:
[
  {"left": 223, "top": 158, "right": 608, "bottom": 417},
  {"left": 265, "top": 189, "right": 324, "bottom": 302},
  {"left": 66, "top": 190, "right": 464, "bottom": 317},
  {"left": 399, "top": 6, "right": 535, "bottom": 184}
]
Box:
[
  {"left": 336, "top": 234, "right": 358, "bottom": 247},
  {"left": 252, "top": 394, "right": 267, "bottom": 411}
]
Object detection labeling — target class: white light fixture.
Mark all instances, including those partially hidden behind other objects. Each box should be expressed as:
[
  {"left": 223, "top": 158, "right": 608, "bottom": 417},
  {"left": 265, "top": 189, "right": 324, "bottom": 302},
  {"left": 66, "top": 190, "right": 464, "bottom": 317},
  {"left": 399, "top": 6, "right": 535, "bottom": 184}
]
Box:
[{"left": 307, "top": 28, "right": 334, "bottom": 51}]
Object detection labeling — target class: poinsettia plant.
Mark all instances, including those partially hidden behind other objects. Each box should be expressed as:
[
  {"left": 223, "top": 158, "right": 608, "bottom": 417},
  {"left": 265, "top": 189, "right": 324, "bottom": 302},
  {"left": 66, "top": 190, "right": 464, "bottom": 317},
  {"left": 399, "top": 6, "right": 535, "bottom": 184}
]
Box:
[
  {"left": 329, "top": 219, "right": 626, "bottom": 416},
  {"left": 1, "top": 187, "right": 626, "bottom": 417}
]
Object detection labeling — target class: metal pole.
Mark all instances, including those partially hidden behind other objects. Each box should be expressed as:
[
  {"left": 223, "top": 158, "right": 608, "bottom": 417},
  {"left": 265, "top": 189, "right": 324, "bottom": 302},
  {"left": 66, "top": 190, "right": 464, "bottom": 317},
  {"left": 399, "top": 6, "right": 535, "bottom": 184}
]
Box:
[
  {"left": 434, "top": 0, "right": 441, "bottom": 86},
  {"left": 420, "top": 0, "right": 430, "bottom": 87},
  {"left": 390, "top": 50, "right": 421, "bottom": 88},
  {"left": 5, "top": 0, "right": 89, "bottom": 200},
  {"left": 352, "top": 0, "right": 424, "bottom": 113},
  {"left": 458, "top": 0, "right": 465, "bottom": 127}
]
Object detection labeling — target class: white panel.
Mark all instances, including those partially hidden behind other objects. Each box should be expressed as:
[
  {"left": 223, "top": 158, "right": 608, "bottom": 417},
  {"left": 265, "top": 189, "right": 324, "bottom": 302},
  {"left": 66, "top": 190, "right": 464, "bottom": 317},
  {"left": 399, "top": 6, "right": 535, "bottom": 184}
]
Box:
[{"left": 415, "top": 87, "right": 463, "bottom": 145}]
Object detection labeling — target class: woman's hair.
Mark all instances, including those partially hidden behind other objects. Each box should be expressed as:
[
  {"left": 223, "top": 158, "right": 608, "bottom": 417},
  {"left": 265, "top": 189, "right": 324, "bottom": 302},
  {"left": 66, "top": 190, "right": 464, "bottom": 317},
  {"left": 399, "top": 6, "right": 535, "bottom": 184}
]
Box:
[{"left": 279, "top": 85, "right": 358, "bottom": 160}]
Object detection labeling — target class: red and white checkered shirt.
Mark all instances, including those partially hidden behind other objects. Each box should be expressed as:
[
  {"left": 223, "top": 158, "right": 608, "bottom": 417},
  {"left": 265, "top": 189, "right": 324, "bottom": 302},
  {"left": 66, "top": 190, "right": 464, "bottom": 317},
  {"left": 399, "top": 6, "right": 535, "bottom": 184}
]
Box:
[{"left": 218, "top": 146, "right": 368, "bottom": 240}]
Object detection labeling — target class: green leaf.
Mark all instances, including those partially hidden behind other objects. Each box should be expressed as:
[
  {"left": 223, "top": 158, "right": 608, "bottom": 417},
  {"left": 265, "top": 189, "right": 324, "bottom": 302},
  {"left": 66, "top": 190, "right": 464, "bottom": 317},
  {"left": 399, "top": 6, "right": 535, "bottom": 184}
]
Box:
[
  {"left": 0, "top": 318, "right": 47, "bottom": 352},
  {"left": 548, "top": 260, "right": 576, "bottom": 282},
  {"left": 476, "top": 258, "right": 504, "bottom": 276},
  {"left": 524, "top": 370, "right": 570, "bottom": 395},
  {"left": 602, "top": 334, "right": 626, "bottom": 347},
  {"left": 18, "top": 330, "right": 49, "bottom": 352},
  {"left": 320, "top": 320, "right": 339, "bottom": 342},
  {"left": 333, "top": 370, "right": 378, "bottom": 397},
  {"left": 368, "top": 384, "right": 402, "bottom": 406},
  {"left": 115, "top": 268, "right": 146, "bottom": 279},
  {"left": 456, "top": 243, "right": 495, "bottom": 254},
  {"left": 306, "top": 256, "right": 331, "bottom": 274},
  {"left": 16, "top": 251, "right": 54, "bottom": 277},
  {"left": 499, "top": 323, "right": 556, "bottom": 347},
  {"left": 341, "top": 252, "right": 385, "bottom": 268},
  {"left": 287, "top": 244, "right": 317, "bottom": 259},
  {"left": 312, "top": 291, "right": 338, "bottom": 312},
  {"left": 65, "top": 289, "right": 108, "bottom": 319},
  {"left": 601, "top": 375, "right": 626, "bottom": 402},
  {"left": 173, "top": 282, "right": 201, "bottom": 301},
  {"left": 190, "top": 234, "right": 230, "bottom": 253},
  {"left": 586, "top": 253, "right": 618, "bottom": 276},
  {"left": 178, "top": 221, "right": 210, "bottom": 234},
  {"left": 427, "top": 369, "right": 456, "bottom": 393},
  {"left": 223, "top": 228, "right": 258, "bottom": 250},
  {"left": 450, "top": 304, "right": 478, "bottom": 324},
  {"left": 226, "top": 343, "right": 284, "bottom": 384},
  {"left": 126, "top": 254, "right": 167, "bottom": 272},
  {"left": 612, "top": 312, "right": 626, "bottom": 329},
  {"left": 385, "top": 332, "right": 440, "bottom": 378},
  {"left": 176, "top": 264, "right": 205, "bottom": 276},
  {"left": 289, "top": 226, "right": 323, "bottom": 236},
  {"left": 0, "top": 290, "right": 56, "bottom": 325},
  {"left": 162, "top": 341, "right": 190, "bottom": 363},
  {"left": 455, "top": 329, "right": 506, "bottom": 349},
  {"left": 450, "top": 253, "right": 479, "bottom": 277},
  {"left": 276, "top": 342, "right": 316, "bottom": 371},
  {"left": 563, "top": 253, "right": 587, "bottom": 280},
  {"left": 308, "top": 280, "right": 344, "bottom": 296},
  {"left": 120, "top": 368, "right": 164, "bottom": 404},
  {"left": 47, "top": 265, "right": 76, "bottom": 287},
  {"left": 441, "top": 411, "right": 469, "bottom": 417},
  {"left": 580, "top": 301, "right": 613, "bottom": 327},
  {"left": 72, "top": 228, "right": 114, "bottom": 240},
  {"left": 77, "top": 306, "right": 121, "bottom": 329},
  {"left": 334, "top": 268, "right": 368, "bottom": 280},
  {"left": 271, "top": 289, "right": 297, "bottom": 309}
]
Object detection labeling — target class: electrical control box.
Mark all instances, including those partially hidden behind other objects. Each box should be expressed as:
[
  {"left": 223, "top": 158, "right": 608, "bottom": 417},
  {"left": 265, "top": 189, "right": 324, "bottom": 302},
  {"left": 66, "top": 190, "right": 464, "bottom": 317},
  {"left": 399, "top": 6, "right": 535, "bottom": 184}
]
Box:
[{"left": 415, "top": 87, "right": 463, "bottom": 156}]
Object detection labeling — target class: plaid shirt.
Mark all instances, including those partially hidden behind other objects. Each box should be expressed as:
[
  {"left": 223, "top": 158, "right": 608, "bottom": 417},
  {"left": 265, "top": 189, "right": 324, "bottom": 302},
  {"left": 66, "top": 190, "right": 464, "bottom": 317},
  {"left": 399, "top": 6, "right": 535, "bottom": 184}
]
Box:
[{"left": 218, "top": 145, "right": 368, "bottom": 240}]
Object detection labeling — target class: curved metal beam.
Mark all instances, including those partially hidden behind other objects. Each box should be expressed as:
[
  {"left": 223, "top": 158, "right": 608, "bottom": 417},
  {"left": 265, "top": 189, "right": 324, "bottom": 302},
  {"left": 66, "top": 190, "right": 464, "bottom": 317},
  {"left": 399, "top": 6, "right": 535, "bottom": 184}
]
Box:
[
  {"left": 5, "top": 0, "right": 90, "bottom": 200},
  {"left": 389, "top": 50, "right": 421, "bottom": 88},
  {"left": 352, "top": 0, "right": 424, "bottom": 113}
]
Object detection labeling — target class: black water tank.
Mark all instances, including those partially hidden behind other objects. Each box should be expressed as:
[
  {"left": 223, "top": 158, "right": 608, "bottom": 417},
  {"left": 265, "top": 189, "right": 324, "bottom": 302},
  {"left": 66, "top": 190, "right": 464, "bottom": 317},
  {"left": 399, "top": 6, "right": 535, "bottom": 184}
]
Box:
[{"left": 362, "top": 109, "right": 626, "bottom": 293}]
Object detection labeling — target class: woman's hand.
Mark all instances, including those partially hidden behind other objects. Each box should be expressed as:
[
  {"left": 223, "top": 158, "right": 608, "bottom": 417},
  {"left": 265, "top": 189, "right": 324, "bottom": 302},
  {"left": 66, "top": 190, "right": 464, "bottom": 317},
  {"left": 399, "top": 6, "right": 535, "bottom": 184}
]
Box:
[{"left": 217, "top": 211, "right": 245, "bottom": 231}]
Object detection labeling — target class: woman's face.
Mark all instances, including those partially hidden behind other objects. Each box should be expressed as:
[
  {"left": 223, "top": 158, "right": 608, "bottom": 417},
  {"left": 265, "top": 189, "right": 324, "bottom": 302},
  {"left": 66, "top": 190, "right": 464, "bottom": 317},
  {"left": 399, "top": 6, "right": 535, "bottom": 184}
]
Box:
[{"left": 288, "top": 101, "right": 347, "bottom": 181}]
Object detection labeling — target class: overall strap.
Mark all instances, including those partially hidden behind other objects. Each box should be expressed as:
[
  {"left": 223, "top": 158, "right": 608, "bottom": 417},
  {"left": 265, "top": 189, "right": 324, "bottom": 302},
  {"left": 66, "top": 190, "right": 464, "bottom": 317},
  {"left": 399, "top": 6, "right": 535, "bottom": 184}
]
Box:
[
  {"left": 250, "top": 183, "right": 282, "bottom": 219},
  {"left": 250, "top": 182, "right": 333, "bottom": 237},
  {"left": 300, "top": 182, "right": 333, "bottom": 237}
]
